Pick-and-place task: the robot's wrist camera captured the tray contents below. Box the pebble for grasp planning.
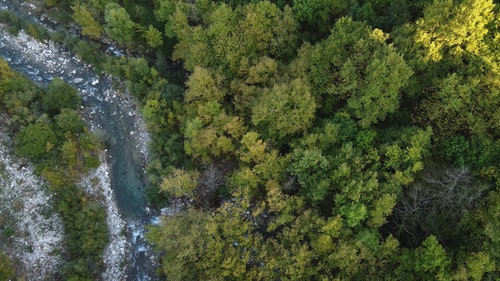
[71,77,83,83]
[1,22,153,280]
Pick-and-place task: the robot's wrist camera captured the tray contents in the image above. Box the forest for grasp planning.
[1,0,499,280]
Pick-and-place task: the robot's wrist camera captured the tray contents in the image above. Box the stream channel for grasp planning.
[0,1,159,280]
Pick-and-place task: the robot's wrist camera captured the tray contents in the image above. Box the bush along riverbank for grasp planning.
[0,58,109,280]
[0,4,179,209]
[0,11,156,277]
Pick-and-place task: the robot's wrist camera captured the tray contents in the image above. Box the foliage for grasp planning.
[142,1,499,279]
[143,25,163,48]
[296,17,413,127]
[16,120,58,161]
[412,0,495,63]
[104,3,136,45]
[167,0,299,74]
[44,77,81,116]
[0,250,13,281]
[72,4,104,39]
[0,70,40,126]
[8,0,500,279]
[147,209,210,280]
[0,10,50,40]
[251,78,316,140]
[55,108,86,134]
[292,0,347,41]
[160,168,200,198]
[1,59,107,280]
[396,236,451,281]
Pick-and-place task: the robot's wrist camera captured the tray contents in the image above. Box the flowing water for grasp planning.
[0,2,159,279]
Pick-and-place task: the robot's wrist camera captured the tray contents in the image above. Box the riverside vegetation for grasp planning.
[1,0,500,280]
[0,59,108,280]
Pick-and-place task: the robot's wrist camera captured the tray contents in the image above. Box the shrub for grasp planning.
[43,77,81,116]
[16,121,57,161]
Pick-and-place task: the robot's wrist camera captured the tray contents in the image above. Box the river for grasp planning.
[0,2,159,280]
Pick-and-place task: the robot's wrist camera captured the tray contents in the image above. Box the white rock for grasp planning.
[0,117,64,280]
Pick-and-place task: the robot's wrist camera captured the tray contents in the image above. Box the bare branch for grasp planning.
[392,166,486,243]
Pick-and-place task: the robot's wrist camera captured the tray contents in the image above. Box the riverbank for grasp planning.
[0,21,154,279]
[0,115,64,280]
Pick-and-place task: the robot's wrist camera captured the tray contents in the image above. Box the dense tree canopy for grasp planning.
[145,1,498,279]
[7,0,500,279]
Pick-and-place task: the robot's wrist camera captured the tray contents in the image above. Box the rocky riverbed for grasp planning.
[0,115,64,280]
[0,20,155,280]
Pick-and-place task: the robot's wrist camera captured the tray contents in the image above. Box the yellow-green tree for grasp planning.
[251,78,316,140]
[143,25,163,48]
[413,0,495,63]
[72,4,104,39]
[160,168,200,198]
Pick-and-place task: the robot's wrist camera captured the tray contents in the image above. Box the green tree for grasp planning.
[289,148,330,203]
[0,75,39,126]
[414,73,499,140]
[182,66,246,160]
[60,138,79,169]
[104,3,136,45]
[121,57,157,96]
[184,66,225,106]
[55,108,86,134]
[381,126,432,186]
[292,0,348,40]
[483,197,500,272]
[147,209,211,280]
[78,202,109,260]
[296,17,412,127]
[44,77,81,116]
[239,1,298,59]
[16,121,57,161]
[170,1,298,74]
[184,109,245,161]
[230,132,288,199]
[462,252,495,281]
[396,236,451,280]
[55,185,109,280]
